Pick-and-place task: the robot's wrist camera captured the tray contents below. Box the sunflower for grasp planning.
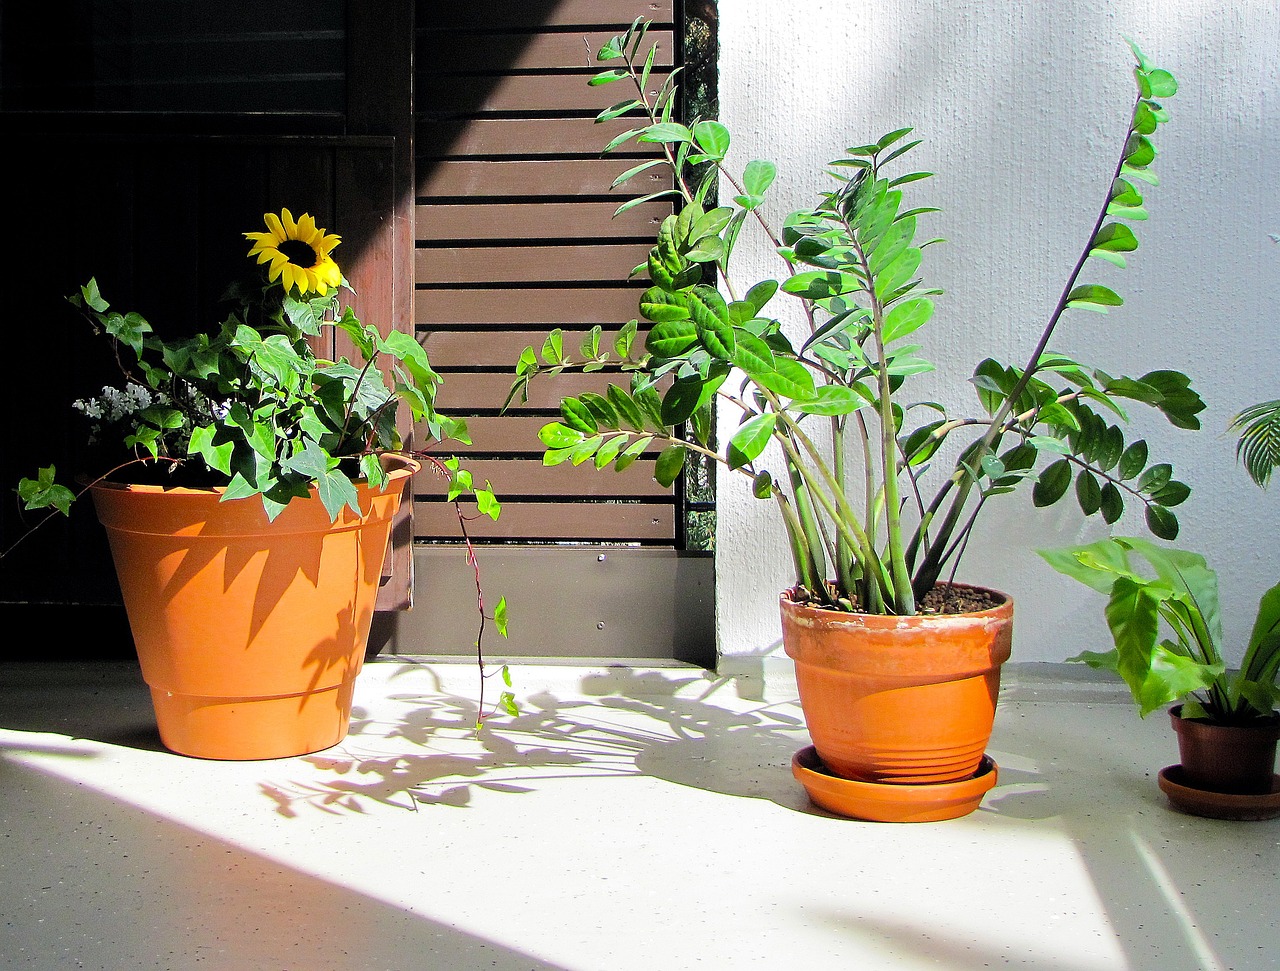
[244,208,343,296]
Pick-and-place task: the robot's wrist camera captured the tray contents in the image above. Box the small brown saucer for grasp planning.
[791,746,997,822]
[1157,765,1280,821]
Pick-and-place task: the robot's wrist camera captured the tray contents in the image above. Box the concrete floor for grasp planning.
[1,658,1277,971]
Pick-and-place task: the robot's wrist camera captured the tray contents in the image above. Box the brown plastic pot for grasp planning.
[1169,704,1280,795]
[89,456,417,760]
[780,583,1014,786]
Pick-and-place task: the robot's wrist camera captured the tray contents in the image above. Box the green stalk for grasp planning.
[915,95,1144,594]
[788,457,830,590]
[772,407,890,611]
[774,489,823,597]
[857,251,914,614]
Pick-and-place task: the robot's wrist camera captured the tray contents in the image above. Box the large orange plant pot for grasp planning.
[780,583,1014,787]
[89,456,417,760]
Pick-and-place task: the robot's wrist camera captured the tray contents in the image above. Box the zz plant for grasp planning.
[508,20,1205,615]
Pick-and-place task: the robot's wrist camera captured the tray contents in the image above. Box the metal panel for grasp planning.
[373,547,714,666]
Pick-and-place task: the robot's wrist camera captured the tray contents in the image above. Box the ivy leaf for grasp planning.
[16,467,75,516]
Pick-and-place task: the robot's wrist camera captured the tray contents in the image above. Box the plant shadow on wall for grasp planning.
[498,20,1205,820]
[258,667,820,817]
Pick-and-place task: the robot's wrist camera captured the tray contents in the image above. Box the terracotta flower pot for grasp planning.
[780,583,1014,786]
[1169,704,1280,795]
[89,456,417,760]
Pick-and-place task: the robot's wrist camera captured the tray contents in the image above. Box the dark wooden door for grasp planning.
[402,1,713,663]
[0,2,416,655]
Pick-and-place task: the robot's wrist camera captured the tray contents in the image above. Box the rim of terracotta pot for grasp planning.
[1169,703,1280,732]
[779,581,1015,679]
[88,454,419,535]
[87,452,419,497]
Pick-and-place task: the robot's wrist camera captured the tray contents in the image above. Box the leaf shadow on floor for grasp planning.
[259,665,822,818]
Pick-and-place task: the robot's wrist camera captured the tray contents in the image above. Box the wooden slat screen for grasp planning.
[415,1,679,545]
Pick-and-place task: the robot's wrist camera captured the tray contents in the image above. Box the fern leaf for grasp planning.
[1230,399,1280,488]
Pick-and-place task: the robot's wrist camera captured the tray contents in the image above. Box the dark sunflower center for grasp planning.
[278,239,318,268]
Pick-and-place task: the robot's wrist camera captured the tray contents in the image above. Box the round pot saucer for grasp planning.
[1157,765,1280,821]
[791,746,997,822]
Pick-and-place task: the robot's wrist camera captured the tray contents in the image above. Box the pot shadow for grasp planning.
[0,661,166,752]
[259,666,820,818]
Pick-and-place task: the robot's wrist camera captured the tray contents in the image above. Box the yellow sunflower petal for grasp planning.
[281,208,298,238]
[263,211,286,241]
[296,212,318,243]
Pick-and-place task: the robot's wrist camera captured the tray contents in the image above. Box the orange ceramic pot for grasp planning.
[780,583,1014,785]
[90,456,417,760]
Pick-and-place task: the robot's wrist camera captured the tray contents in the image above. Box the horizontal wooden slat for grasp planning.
[414,457,667,497]
[435,369,623,411]
[420,117,653,157]
[416,287,642,326]
[416,415,663,455]
[417,243,651,284]
[424,328,635,368]
[414,499,675,541]
[418,158,663,198]
[423,2,674,31]
[420,71,672,116]
[421,31,674,72]
[417,201,668,241]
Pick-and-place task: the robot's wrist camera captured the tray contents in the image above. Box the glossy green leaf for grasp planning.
[1118,440,1148,480]
[1152,480,1190,507]
[654,444,687,487]
[1136,462,1171,494]
[782,270,863,300]
[614,434,653,472]
[873,248,922,303]
[881,297,933,343]
[645,318,698,357]
[1145,503,1179,540]
[742,159,777,197]
[727,413,777,469]
[1033,458,1072,506]
[638,122,692,144]
[793,385,866,416]
[1076,469,1102,515]
[1066,285,1124,312]
[560,397,597,434]
[1100,482,1125,524]
[538,424,586,457]
[692,120,730,158]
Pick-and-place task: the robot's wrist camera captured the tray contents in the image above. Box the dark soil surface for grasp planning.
[790,582,1004,615]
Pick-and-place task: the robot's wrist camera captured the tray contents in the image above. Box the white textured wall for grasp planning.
[715,0,1280,668]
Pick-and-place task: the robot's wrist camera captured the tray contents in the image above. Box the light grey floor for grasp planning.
[2,659,1277,971]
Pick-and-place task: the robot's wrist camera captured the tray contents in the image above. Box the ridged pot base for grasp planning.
[792,746,998,822]
[149,679,359,761]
